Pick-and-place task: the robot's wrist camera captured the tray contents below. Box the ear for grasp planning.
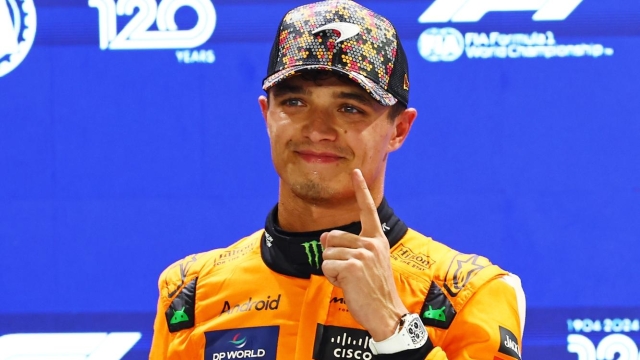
[388,107,417,152]
[258,95,269,123]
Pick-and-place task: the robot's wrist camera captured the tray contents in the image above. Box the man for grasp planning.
[150,1,526,359]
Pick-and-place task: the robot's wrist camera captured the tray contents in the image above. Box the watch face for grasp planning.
[406,317,427,345]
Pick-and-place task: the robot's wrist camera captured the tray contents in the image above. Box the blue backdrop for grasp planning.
[1,0,639,358]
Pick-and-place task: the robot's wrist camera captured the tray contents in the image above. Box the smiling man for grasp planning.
[150,1,525,359]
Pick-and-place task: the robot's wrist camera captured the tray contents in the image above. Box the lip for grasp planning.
[295,150,344,164]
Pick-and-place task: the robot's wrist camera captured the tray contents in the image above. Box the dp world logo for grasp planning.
[418,27,464,62]
[0,0,36,77]
[229,334,247,348]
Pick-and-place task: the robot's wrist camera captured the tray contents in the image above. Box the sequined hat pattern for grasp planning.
[263,0,409,106]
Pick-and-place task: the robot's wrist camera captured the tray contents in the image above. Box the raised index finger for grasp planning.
[351,169,383,238]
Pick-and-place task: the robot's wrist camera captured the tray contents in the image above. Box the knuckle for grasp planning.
[353,248,368,261]
[346,258,363,272]
[321,261,335,274]
[361,238,376,251]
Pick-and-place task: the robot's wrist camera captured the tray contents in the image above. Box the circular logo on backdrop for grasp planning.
[0,0,37,77]
[417,27,464,62]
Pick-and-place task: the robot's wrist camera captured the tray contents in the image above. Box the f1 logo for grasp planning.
[418,0,584,23]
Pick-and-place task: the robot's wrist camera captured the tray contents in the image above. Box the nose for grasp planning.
[301,111,338,142]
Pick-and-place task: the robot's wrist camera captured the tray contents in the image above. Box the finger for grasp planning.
[321,258,363,287]
[320,232,329,249]
[322,246,369,262]
[323,230,363,249]
[321,260,341,287]
[322,258,363,276]
[352,168,382,238]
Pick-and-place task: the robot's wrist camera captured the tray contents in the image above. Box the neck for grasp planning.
[260,193,408,278]
[276,178,385,232]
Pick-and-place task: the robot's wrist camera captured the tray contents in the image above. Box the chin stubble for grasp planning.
[291,179,337,203]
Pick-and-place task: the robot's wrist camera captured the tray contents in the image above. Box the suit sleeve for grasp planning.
[431,274,526,360]
[149,272,170,360]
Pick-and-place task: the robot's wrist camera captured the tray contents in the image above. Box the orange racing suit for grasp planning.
[150,200,525,360]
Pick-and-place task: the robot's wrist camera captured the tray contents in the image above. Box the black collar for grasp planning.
[261,198,408,278]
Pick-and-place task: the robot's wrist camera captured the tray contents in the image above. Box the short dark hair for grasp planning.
[268,70,406,122]
[387,102,407,122]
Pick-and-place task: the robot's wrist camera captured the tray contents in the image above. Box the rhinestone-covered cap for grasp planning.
[263,0,410,106]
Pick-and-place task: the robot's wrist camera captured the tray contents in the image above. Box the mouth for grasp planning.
[295,150,345,164]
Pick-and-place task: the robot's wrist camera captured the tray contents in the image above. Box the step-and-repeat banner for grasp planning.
[1,0,639,358]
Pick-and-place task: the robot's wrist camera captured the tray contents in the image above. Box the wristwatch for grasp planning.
[368,313,429,355]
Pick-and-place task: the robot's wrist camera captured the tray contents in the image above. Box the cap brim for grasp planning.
[262,65,398,106]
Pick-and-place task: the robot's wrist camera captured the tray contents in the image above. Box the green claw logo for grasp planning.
[422,305,446,322]
[302,240,323,268]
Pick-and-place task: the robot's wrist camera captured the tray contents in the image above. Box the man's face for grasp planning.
[258,74,414,204]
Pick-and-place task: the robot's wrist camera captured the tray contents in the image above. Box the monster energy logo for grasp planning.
[302,240,323,268]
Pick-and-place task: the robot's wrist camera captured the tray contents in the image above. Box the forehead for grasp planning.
[270,73,372,99]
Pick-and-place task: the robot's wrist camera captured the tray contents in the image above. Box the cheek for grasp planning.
[346,136,376,164]
[266,111,285,142]
[266,114,296,157]
[367,124,391,150]
[357,127,392,165]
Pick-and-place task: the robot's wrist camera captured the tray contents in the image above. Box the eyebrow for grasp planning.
[270,84,374,107]
[336,91,373,107]
[271,84,310,98]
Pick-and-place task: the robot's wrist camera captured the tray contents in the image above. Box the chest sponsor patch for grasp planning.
[215,242,255,266]
[165,277,197,332]
[329,296,349,313]
[419,281,456,329]
[220,294,282,315]
[498,326,522,360]
[390,244,434,271]
[204,326,279,360]
[313,324,373,360]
